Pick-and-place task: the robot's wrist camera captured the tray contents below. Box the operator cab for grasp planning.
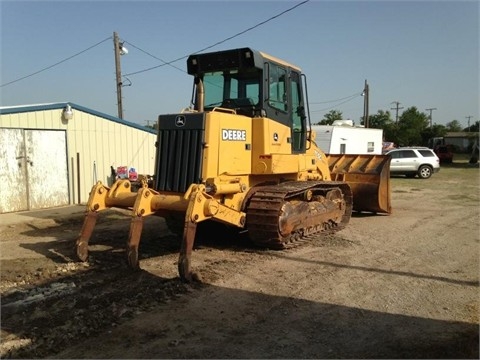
[187,47,309,153]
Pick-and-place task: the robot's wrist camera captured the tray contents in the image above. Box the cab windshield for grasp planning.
[202,70,261,109]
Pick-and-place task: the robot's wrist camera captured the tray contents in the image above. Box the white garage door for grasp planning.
[0,128,69,213]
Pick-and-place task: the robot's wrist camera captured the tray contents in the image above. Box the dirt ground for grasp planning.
[1,164,479,359]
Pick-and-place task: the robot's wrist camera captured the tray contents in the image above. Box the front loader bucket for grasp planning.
[327,154,392,214]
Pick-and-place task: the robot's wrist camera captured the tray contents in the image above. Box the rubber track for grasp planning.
[245,181,353,249]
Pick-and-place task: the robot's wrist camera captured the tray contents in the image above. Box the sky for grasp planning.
[1,0,478,128]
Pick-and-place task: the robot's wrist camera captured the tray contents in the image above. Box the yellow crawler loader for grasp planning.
[76,47,391,281]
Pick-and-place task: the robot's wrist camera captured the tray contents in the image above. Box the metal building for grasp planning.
[0,102,157,213]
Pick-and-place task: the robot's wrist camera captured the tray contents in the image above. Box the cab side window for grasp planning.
[290,71,305,152]
[268,65,287,112]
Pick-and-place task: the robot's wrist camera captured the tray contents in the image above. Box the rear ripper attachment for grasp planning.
[75,179,353,282]
[76,179,139,264]
[75,179,246,282]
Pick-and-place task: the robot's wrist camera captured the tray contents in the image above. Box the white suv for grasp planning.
[386,147,440,179]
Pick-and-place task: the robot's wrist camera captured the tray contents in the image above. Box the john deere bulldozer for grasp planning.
[76,47,391,281]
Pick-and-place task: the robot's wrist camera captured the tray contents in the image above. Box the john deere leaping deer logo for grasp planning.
[175,115,186,127]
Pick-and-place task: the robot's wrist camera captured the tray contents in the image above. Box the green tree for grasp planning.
[363,110,393,129]
[360,105,478,148]
[464,120,480,132]
[445,120,463,132]
[397,107,429,146]
[420,124,448,146]
[383,122,400,143]
[317,110,343,125]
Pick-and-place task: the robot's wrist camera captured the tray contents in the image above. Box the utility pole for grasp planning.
[390,101,403,124]
[113,31,128,119]
[113,32,123,119]
[362,79,369,128]
[466,115,473,131]
[425,108,437,128]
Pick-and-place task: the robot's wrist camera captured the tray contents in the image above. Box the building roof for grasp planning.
[445,131,479,138]
[0,102,156,134]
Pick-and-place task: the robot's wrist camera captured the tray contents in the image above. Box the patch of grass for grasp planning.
[390,161,479,200]
[444,153,480,168]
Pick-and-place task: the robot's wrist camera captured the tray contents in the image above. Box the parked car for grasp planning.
[385,147,440,179]
[434,145,454,164]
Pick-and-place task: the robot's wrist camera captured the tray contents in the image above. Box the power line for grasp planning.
[0,37,112,88]
[123,42,185,73]
[310,93,362,113]
[124,0,310,77]
[391,101,404,124]
[1,1,310,86]
[309,91,360,105]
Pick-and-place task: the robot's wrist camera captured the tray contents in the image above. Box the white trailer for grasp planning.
[311,123,383,155]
